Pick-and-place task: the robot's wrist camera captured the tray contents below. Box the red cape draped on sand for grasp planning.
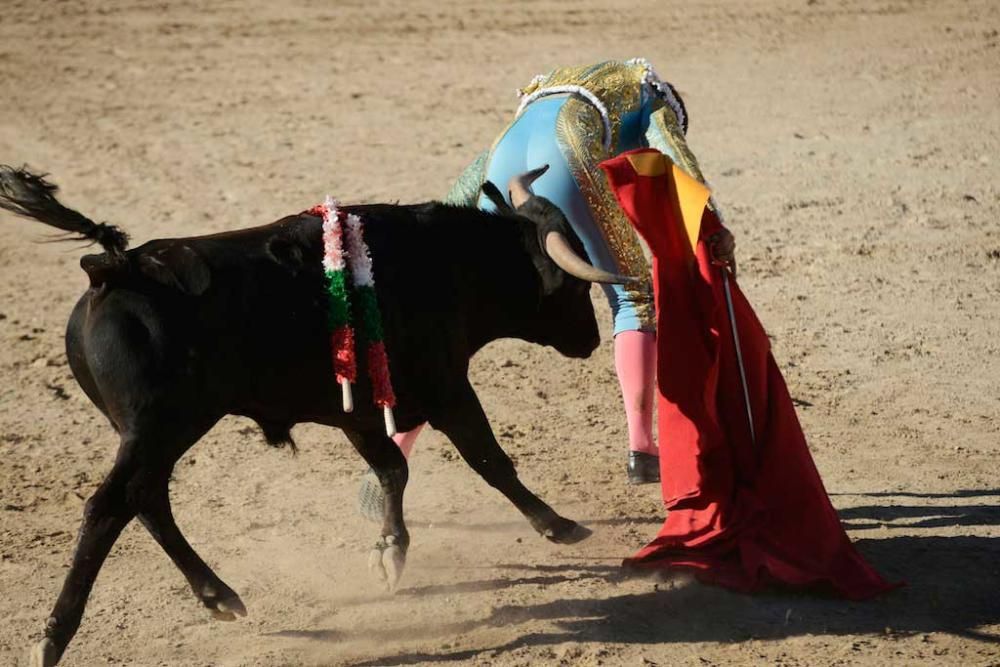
[599,149,897,600]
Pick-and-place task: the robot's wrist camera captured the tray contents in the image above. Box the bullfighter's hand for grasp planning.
[709,228,737,277]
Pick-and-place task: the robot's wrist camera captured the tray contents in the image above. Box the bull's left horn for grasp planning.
[545,231,636,285]
[508,165,550,208]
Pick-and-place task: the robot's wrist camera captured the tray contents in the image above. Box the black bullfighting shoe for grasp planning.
[627,451,660,485]
[357,468,385,523]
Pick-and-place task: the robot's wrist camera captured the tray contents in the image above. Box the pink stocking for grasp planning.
[614,330,657,455]
[392,423,424,460]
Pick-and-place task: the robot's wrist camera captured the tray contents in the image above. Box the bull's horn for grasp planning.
[545,231,636,285]
[508,165,550,208]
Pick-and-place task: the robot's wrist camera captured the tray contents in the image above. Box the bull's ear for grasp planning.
[137,245,211,295]
[481,181,514,214]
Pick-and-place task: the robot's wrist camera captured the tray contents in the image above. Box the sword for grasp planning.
[720,266,756,447]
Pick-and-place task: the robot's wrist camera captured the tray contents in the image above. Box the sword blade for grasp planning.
[721,269,756,446]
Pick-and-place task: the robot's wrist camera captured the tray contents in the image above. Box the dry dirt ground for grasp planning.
[1,1,999,665]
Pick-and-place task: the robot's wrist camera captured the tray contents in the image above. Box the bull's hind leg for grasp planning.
[430,379,591,544]
[31,435,152,667]
[126,412,243,618]
[343,427,409,591]
[137,474,246,621]
[31,416,221,667]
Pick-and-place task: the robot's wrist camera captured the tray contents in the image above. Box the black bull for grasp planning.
[0,166,628,667]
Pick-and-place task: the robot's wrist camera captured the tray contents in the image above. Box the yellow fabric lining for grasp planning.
[672,162,711,254]
[624,151,710,254]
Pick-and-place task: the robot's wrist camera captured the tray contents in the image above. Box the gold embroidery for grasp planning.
[648,108,725,218]
[649,108,705,182]
[555,97,654,329]
[520,61,649,152]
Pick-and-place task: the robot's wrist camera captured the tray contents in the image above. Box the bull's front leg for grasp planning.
[430,379,591,544]
[342,427,409,591]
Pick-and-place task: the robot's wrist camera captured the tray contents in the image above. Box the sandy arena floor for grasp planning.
[1,1,998,665]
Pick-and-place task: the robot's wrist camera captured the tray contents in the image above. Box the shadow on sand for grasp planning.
[270,491,1000,665]
[834,490,1000,531]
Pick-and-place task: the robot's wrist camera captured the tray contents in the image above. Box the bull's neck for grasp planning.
[455,217,541,352]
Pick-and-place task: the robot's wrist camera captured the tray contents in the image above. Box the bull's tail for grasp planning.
[0,165,129,256]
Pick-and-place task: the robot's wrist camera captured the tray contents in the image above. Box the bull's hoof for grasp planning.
[209,596,247,622]
[382,544,406,591]
[368,536,407,592]
[29,638,60,667]
[542,518,592,545]
[367,544,387,585]
[201,583,247,621]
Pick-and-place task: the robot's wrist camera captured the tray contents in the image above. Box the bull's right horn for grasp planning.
[545,231,636,285]
[508,165,550,208]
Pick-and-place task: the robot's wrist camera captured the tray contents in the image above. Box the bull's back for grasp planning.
[65,208,473,431]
